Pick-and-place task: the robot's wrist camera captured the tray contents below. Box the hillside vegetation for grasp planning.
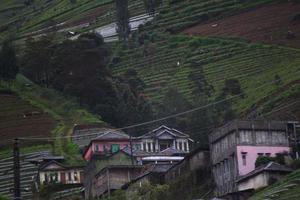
[0,75,103,155]
[250,168,300,200]
[111,35,300,113]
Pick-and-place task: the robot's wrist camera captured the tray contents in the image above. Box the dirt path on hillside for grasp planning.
[183,2,300,48]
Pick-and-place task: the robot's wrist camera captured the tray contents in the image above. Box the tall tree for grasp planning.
[0,40,18,81]
[143,0,162,16]
[115,0,131,41]
[22,36,54,87]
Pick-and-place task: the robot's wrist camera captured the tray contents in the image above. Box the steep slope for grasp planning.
[183,2,300,48]
[111,35,300,113]
[0,91,56,147]
[0,75,103,154]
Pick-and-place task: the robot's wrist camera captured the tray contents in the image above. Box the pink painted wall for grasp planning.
[236,145,290,176]
[84,140,140,161]
[91,141,131,152]
[84,146,93,161]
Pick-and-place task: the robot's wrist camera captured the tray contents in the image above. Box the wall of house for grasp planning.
[165,151,209,183]
[94,167,143,198]
[236,146,290,176]
[39,169,83,185]
[189,151,210,171]
[84,146,93,161]
[238,172,268,191]
[140,138,190,152]
[237,172,288,192]
[84,152,136,200]
[92,141,130,152]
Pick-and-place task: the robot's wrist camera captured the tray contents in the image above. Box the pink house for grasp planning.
[83,130,140,161]
[209,120,295,197]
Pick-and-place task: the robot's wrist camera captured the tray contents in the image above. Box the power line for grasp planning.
[260,100,300,118]
[17,70,300,141]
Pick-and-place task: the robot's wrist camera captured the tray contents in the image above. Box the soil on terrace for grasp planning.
[183,2,300,49]
[0,92,56,147]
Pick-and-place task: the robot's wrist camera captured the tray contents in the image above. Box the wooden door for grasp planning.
[60,172,66,184]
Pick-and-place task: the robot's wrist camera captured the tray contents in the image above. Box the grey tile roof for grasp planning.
[237,162,293,182]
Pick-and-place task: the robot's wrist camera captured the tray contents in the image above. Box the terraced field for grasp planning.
[111,35,300,114]
[0,151,51,200]
[0,75,103,155]
[183,2,300,48]
[0,92,56,148]
[0,0,147,40]
[250,168,300,200]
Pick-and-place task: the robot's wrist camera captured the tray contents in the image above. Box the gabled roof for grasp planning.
[237,162,292,182]
[39,160,67,171]
[94,130,130,140]
[139,125,192,141]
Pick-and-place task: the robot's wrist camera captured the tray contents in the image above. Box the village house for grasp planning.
[93,165,144,198]
[38,160,84,185]
[83,125,194,199]
[236,162,292,198]
[138,125,194,152]
[209,120,295,198]
[84,150,138,199]
[82,130,140,161]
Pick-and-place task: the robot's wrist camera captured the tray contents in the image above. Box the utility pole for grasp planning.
[129,135,134,165]
[293,123,299,159]
[13,138,21,200]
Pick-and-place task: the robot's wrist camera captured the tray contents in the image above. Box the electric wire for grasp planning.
[16,70,300,141]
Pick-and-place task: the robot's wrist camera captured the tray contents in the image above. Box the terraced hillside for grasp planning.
[183,2,300,48]
[0,91,56,147]
[249,168,300,200]
[111,35,300,113]
[0,0,146,39]
[1,0,280,41]
[0,75,103,154]
[0,151,51,200]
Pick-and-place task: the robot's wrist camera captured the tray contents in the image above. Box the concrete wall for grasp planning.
[84,152,135,199]
[237,172,287,191]
[165,150,210,183]
[236,146,290,176]
[94,167,143,198]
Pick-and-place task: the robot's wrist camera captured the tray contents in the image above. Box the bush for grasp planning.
[66,142,80,155]
[0,195,9,200]
[291,159,300,169]
[255,156,274,168]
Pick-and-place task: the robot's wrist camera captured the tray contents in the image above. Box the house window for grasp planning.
[143,143,146,151]
[147,143,151,152]
[111,144,120,153]
[74,172,78,181]
[95,144,99,152]
[179,142,182,150]
[68,172,72,181]
[242,152,247,166]
[257,153,263,157]
[135,144,141,150]
[103,145,107,153]
[265,153,271,157]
